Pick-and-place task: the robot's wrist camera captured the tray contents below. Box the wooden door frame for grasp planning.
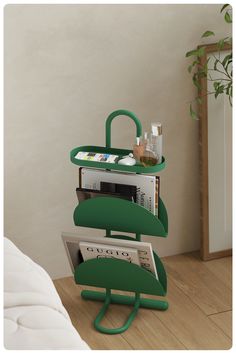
[198,43,232,261]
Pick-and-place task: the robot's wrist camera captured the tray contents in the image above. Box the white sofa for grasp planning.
[4,237,90,350]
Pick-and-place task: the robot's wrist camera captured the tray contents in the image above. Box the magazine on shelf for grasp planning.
[75,151,119,163]
[62,232,158,279]
[79,241,140,265]
[79,168,159,214]
[76,187,133,202]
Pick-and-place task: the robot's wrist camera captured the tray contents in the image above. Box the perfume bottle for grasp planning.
[151,123,162,164]
[133,137,145,162]
[140,137,158,167]
[143,132,148,148]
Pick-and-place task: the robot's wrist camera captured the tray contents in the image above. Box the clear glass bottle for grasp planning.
[151,123,162,164]
[140,137,158,167]
[133,137,145,162]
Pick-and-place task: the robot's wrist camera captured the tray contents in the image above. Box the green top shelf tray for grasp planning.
[71,109,165,174]
[70,145,165,174]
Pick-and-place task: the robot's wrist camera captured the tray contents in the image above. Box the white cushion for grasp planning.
[4,237,90,350]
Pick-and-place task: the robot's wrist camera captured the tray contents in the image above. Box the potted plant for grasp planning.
[186,4,232,119]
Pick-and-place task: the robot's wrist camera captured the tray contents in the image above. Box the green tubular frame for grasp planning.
[105,109,142,148]
[81,290,168,310]
[93,290,141,334]
[71,110,169,334]
[82,290,167,334]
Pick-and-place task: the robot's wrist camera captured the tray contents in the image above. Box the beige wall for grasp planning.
[4,4,230,278]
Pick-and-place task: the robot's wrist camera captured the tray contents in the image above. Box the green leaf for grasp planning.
[214,84,225,98]
[186,47,205,58]
[218,39,225,50]
[192,60,200,67]
[214,59,219,71]
[196,97,202,105]
[190,104,198,119]
[203,57,210,74]
[213,81,220,91]
[186,49,199,57]
[201,31,215,38]
[221,4,230,13]
[224,11,232,23]
[198,70,207,79]
[188,60,202,73]
[192,74,201,90]
[197,46,206,57]
[193,80,201,90]
[222,53,232,68]
[226,58,232,71]
[226,82,232,95]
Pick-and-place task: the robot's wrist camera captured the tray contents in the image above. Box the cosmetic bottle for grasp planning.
[143,132,148,148]
[151,123,162,164]
[140,137,158,167]
[133,137,145,162]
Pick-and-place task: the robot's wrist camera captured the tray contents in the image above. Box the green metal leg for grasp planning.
[90,289,140,334]
[105,229,111,237]
[81,289,168,334]
[135,233,141,241]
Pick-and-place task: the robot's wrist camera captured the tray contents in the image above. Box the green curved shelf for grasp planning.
[74,251,167,296]
[70,145,166,174]
[73,197,168,237]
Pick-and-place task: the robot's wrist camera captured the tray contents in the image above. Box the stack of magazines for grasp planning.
[62,233,158,280]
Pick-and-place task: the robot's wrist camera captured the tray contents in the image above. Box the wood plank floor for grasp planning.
[53,252,232,350]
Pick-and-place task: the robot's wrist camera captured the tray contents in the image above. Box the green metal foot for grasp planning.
[81,289,168,334]
[81,289,168,311]
[89,289,140,334]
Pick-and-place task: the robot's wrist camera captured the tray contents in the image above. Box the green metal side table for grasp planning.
[70,109,168,334]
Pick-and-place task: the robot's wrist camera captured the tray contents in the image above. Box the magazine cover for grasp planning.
[62,232,158,279]
[79,241,140,265]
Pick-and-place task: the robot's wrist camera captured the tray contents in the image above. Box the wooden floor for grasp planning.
[54,252,232,350]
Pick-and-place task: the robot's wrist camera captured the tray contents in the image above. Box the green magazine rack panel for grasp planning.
[74,251,167,296]
[73,196,168,237]
[70,109,166,174]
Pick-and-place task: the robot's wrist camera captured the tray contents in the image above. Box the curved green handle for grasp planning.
[94,289,140,334]
[105,109,142,148]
